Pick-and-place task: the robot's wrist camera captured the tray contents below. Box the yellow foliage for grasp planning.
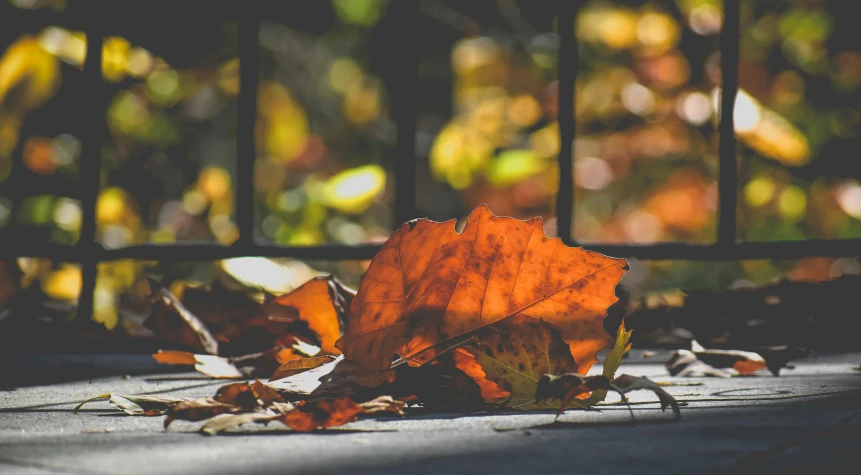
[197,167,231,201]
[42,264,81,301]
[216,58,240,96]
[322,165,386,214]
[430,123,492,189]
[102,37,130,82]
[328,57,363,94]
[343,84,381,125]
[0,36,60,114]
[486,150,546,188]
[258,82,309,162]
[97,187,128,225]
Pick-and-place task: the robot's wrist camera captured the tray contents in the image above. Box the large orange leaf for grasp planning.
[337,205,628,372]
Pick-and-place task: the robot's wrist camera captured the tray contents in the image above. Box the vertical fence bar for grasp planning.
[392,0,420,227]
[76,20,104,321]
[236,4,261,248]
[556,0,577,246]
[718,0,740,245]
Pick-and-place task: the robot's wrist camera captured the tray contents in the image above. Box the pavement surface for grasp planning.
[1,351,860,475]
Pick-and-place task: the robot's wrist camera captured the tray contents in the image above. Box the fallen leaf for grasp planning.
[309,357,397,399]
[266,354,396,402]
[164,398,238,428]
[690,340,768,375]
[270,355,335,381]
[199,396,404,434]
[151,350,196,366]
[152,351,243,379]
[266,355,344,396]
[338,204,628,372]
[395,356,487,410]
[230,346,301,377]
[199,411,283,435]
[73,394,191,415]
[612,374,681,421]
[180,281,264,348]
[452,349,510,403]
[211,379,284,410]
[666,350,732,378]
[145,279,219,355]
[749,345,809,376]
[463,315,578,409]
[280,396,404,432]
[261,276,353,355]
[534,374,621,418]
[567,321,633,408]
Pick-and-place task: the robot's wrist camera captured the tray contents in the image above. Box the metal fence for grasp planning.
[4,1,860,322]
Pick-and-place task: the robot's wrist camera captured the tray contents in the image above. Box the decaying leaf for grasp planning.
[145,279,220,355]
[462,315,578,409]
[337,205,628,372]
[73,394,191,415]
[281,396,404,432]
[164,398,238,428]
[691,340,767,375]
[535,374,626,418]
[198,396,404,435]
[152,351,243,379]
[451,349,509,403]
[565,321,634,409]
[535,372,681,421]
[213,380,284,408]
[199,411,284,435]
[260,276,353,354]
[309,357,397,399]
[266,355,344,395]
[230,346,302,377]
[396,356,487,410]
[270,355,335,381]
[666,349,732,378]
[612,374,681,421]
[748,345,809,376]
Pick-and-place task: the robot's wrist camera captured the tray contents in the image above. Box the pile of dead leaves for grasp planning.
[76,205,682,433]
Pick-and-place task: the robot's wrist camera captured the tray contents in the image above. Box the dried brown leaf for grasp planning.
[257,276,354,354]
[666,350,732,378]
[280,396,404,432]
[73,394,191,415]
[145,279,219,355]
[164,398,237,428]
[270,355,335,381]
[152,351,243,379]
[690,340,768,375]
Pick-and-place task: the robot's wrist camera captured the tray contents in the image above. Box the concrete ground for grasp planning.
[1,351,860,475]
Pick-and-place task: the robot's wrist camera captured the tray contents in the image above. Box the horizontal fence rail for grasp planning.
[3,239,861,263]
[2,0,858,323]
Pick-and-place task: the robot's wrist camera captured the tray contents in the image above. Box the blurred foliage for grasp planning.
[0,0,859,331]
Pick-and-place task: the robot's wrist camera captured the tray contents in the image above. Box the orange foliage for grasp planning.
[337,204,628,372]
[452,349,510,402]
[263,276,351,354]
